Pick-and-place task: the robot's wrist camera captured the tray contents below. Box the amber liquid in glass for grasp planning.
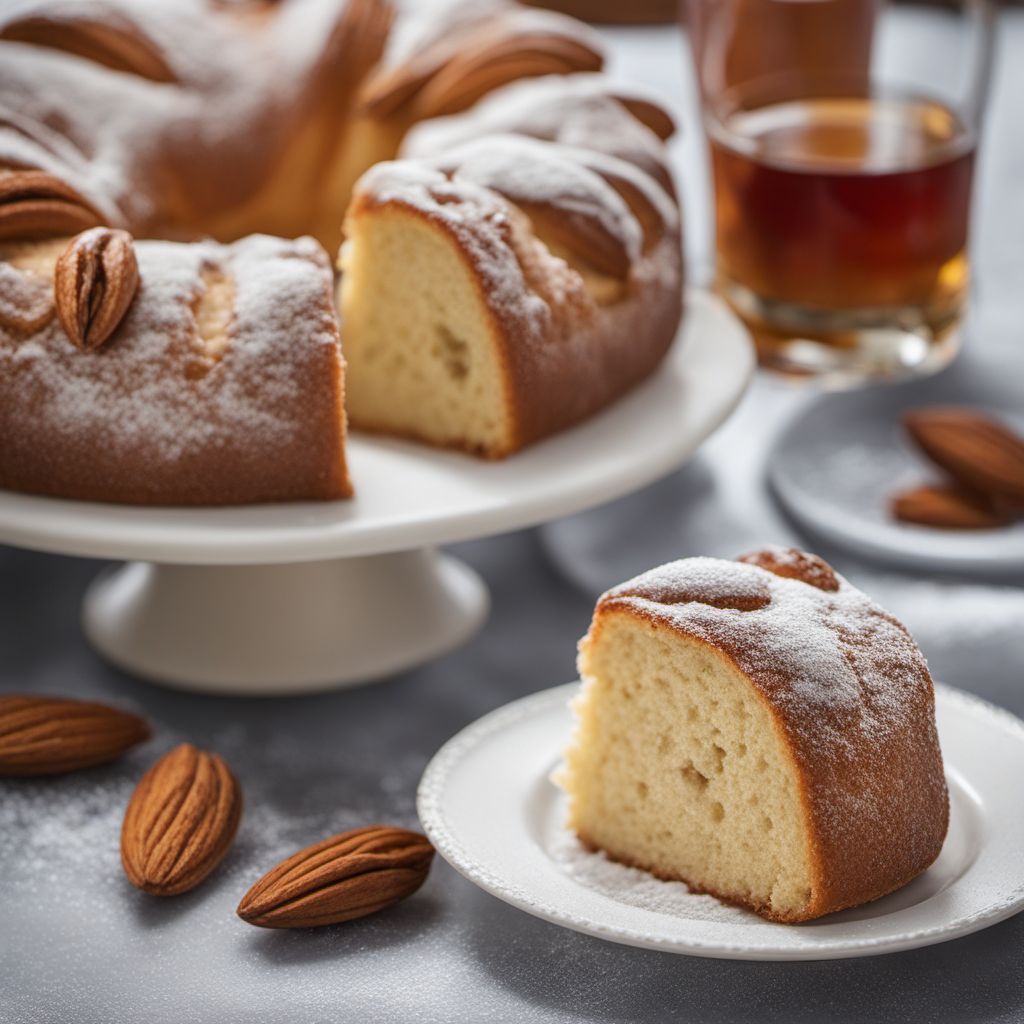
[710,93,975,370]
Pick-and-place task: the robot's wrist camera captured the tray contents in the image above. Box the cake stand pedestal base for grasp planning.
[81,550,488,695]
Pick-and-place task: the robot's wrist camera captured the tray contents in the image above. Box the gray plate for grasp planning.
[768,387,1024,576]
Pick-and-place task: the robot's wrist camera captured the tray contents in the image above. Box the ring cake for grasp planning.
[557,547,949,923]
[0,0,684,503]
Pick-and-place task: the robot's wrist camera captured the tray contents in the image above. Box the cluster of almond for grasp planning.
[0,694,435,927]
[891,407,1024,531]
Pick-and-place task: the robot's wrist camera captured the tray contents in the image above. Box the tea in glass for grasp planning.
[688,0,994,385]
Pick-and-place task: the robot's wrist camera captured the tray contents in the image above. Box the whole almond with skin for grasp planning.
[55,226,138,350]
[891,482,1011,530]
[0,170,103,240]
[121,743,242,896]
[237,825,434,928]
[0,694,150,776]
[904,408,1024,511]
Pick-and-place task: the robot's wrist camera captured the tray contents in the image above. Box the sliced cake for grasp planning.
[338,82,683,458]
[557,547,949,923]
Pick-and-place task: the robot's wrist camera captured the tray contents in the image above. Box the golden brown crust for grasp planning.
[522,0,676,27]
[583,548,949,923]
[509,245,681,453]
[403,73,676,197]
[737,547,840,592]
[358,3,604,120]
[0,234,352,505]
[0,8,178,83]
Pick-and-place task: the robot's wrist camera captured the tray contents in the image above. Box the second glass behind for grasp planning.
[687,0,995,386]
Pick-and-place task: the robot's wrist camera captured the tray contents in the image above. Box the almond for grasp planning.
[904,408,1024,511]
[237,825,434,928]
[0,694,150,776]
[121,743,242,896]
[0,170,103,240]
[737,548,840,592]
[54,226,138,350]
[891,482,1012,530]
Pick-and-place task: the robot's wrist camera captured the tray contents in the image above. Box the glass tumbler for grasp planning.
[686,0,996,385]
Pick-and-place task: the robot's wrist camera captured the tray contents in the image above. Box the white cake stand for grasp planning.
[0,291,753,694]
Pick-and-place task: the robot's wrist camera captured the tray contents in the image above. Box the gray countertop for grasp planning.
[2,14,1024,1024]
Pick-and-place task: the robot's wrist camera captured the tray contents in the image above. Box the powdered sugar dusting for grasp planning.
[607,552,925,730]
[0,0,370,231]
[615,556,771,609]
[549,828,747,924]
[436,135,643,263]
[374,0,604,83]
[403,72,670,187]
[0,233,339,470]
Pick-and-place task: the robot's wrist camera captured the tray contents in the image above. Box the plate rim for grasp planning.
[417,681,1024,961]
[767,393,1024,576]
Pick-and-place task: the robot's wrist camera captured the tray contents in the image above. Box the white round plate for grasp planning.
[0,290,752,565]
[769,390,1024,576]
[417,681,1024,961]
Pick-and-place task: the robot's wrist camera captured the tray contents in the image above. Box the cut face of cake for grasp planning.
[338,195,516,456]
[557,547,949,923]
[566,613,815,917]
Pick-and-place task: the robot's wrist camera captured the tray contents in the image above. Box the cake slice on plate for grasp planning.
[557,547,948,923]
